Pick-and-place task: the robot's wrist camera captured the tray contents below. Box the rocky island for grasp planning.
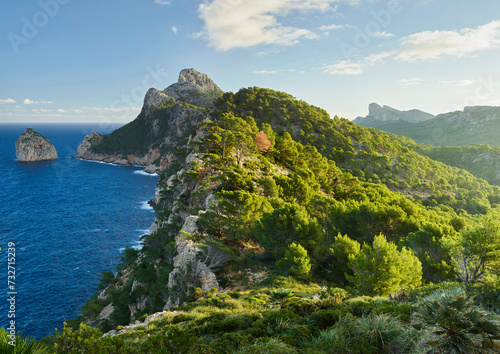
[15,128,58,162]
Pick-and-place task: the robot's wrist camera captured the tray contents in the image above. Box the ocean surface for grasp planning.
[0,124,159,339]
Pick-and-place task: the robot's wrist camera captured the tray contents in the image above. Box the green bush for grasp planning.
[0,328,49,353]
[309,309,342,329]
[412,288,500,353]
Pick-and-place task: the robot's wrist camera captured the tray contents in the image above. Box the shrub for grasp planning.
[306,328,350,353]
[270,288,294,300]
[309,309,342,329]
[235,338,297,354]
[0,328,50,353]
[412,288,500,353]
[353,313,405,352]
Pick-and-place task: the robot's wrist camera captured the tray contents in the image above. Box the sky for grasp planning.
[2,0,500,124]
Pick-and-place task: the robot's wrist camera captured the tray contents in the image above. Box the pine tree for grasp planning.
[347,234,422,295]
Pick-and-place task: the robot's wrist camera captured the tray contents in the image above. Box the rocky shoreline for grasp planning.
[73,130,165,174]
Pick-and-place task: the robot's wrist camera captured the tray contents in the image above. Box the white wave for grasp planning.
[140,201,154,210]
[133,170,158,176]
[131,240,143,250]
[136,229,150,235]
[78,158,121,167]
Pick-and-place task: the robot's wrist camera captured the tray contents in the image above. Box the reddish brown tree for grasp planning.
[254,131,272,152]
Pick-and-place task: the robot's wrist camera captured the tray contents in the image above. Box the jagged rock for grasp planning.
[97,304,114,321]
[355,103,435,124]
[15,128,58,162]
[164,229,219,310]
[143,88,174,110]
[435,106,500,124]
[163,68,223,108]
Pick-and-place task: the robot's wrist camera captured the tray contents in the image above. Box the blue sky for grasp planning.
[2,0,500,123]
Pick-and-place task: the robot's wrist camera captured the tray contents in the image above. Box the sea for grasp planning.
[0,123,159,339]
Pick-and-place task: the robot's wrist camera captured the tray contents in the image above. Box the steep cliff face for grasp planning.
[75,68,223,172]
[83,70,225,327]
[15,128,58,162]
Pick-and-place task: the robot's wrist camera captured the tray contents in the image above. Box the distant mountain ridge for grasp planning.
[354,103,435,124]
[354,103,500,146]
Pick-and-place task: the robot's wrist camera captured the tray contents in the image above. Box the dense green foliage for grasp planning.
[416,144,500,186]
[39,281,500,353]
[35,86,500,352]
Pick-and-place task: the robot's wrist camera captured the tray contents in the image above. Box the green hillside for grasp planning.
[38,87,500,353]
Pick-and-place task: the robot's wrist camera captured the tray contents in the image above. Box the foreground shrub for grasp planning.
[235,337,297,354]
[0,328,49,353]
[412,288,500,353]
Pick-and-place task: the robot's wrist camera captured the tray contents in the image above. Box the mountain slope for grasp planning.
[48,70,500,352]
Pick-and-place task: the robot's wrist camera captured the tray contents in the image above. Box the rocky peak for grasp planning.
[15,128,58,162]
[435,105,500,124]
[178,68,222,93]
[355,103,435,124]
[162,68,223,108]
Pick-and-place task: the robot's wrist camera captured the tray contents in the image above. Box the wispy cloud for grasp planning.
[438,79,476,87]
[372,31,393,38]
[395,20,500,62]
[323,20,500,75]
[171,25,178,35]
[0,98,16,104]
[399,78,423,86]
[154,0,172,4]
[23,99,54,105]
[323,60,363,75]
[198,0,339,50]
[253,68,297,75]
[254,70,278,75]
[319,24,345,31]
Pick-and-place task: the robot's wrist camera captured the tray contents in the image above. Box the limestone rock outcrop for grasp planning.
[355,103,435,124]
[74,69,221,173]
[15,128,58,162]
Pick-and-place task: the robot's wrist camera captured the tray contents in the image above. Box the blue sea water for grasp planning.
[0,124,159,339]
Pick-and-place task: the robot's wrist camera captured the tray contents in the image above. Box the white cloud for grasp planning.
[57,109,66,113]
[254,70,278,74]
[198,0,339,50]
[395,20,500,62]
[365,51,395,64]
[23,99,54,104]
[171,25,178,35]
[438,79,476,87]
[74,109,84,114]
[154,0,172,4]
[322,60,363,75]
[0,98,16,104]
[319,24,345,31]
[372,31,393,38]
[399,77,423,86]
[323,20,500,76]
